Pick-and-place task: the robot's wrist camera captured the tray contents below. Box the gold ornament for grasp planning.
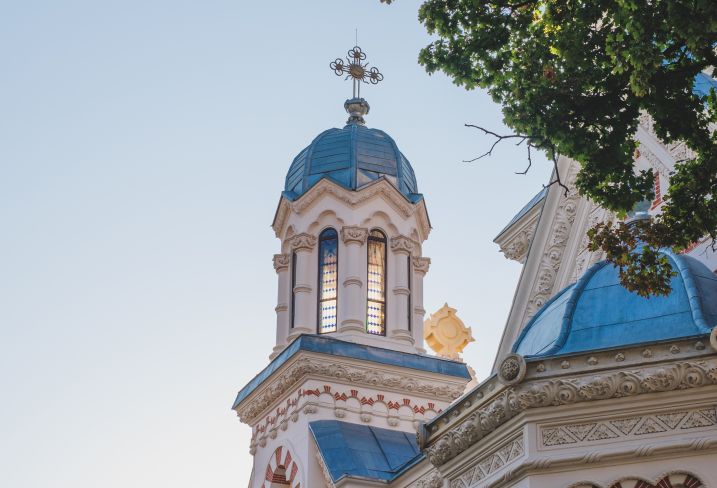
[424,303,474,360]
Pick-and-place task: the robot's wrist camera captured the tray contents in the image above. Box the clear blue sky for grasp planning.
[0,1,551,486]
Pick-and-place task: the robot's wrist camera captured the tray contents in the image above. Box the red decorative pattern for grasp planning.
[262,446,300,488]
[251,388,441,442]
[651,173,662,210]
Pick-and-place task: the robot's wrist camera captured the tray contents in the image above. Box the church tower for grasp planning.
[232,47,471,487]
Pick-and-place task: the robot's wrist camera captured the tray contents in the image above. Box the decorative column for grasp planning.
[412,256,431,353]
[286,233,317,342]
[339,226,368,334]
[270,253,291,359]
[389,235,416,344]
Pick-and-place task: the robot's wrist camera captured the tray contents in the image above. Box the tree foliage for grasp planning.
[385,0,717,296]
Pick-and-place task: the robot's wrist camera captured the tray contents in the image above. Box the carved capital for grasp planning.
[288,232,317,252]
[390,234,416,255]
[272,253,290,272]
[340,226,368,245]
[412,256,431,275]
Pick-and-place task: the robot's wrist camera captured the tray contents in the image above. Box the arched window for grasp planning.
[407,255,412,331]
[318,228,338,333]
[367,229,387,335]
[290,251,297,329]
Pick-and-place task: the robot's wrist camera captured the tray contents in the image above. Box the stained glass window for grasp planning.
[318,228,338,333]
[367,229,386,335]
[407,255,412,331]
[290,251,297,329]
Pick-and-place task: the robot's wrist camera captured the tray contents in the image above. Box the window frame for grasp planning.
[317,227,339,334]
[366,228,387,336]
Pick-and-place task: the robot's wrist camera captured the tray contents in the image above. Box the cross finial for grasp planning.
[330,46,384,100]
[330,46,384,125]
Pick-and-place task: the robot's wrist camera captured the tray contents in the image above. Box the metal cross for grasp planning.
[330,46,384,99]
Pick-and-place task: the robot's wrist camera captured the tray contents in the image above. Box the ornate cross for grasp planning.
[330,46,384,99]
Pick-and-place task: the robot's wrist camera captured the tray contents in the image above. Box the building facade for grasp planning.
[233,70,717,487]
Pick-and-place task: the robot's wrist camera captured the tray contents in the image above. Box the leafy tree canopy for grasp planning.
[383,0,717,296]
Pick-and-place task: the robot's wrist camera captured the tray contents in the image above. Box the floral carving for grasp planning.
[273,253,291,272]
[288,233,317,252]
[413,256,431,275]
[340,226,368,245]
[498,354,526,385]
[524,164,580,323]
[390,234,417,254]
[424,359,717,467]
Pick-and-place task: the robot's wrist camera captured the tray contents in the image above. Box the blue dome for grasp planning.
[283,123,420,202]
[513,251,717,358]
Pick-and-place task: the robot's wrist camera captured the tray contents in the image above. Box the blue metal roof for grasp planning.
[513,250,717,358]
[310,420,422,483]
[232,335,470,409]
[283,123,421,202]
[694,72,717,98]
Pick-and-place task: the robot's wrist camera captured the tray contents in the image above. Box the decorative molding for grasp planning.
[273,253,291,272]
[250,385,443,451]
[315,449,335,488]
[340,226,368,245]
[391,234,417,255]
[424,358,717,467]
[288,233,317,252]
[449,435,525,488]
[541,405,717,448]
[522,165,581,324]
[262,445,301,488]
[409,470,444,488]
[413,256,431,275]
[236,355,465,424]
[500,227,535,263]
[273,179,431,240]
[497,354,526,386]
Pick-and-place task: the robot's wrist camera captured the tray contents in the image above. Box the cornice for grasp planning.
[271,178,431,240]
[234,351,467,425]
[494,203,542,264]
[423,346,717,467]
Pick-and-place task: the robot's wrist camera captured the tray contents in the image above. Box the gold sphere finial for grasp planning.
[423,303,475,360]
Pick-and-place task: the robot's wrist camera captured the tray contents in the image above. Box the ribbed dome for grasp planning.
[513,251,717,358]
[283,123,420,202]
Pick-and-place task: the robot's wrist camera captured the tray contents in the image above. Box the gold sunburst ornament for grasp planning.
[330,46,384,99]
[424,304,475,360]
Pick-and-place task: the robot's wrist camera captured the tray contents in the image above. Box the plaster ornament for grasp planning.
[413,256,431,275]
[498,353,527,386]
[288,232,317,251]
[272,253,291,272]
[424,304,474,360]
[710,327,717,352]
[340,225,368,245]
[390,234,417,254]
